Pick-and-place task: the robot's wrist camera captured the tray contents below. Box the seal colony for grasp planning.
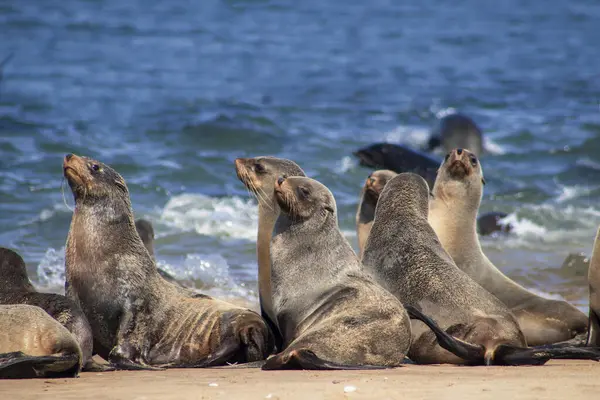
[1,150,599,379]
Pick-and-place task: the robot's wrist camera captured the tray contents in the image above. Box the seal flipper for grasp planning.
[406,305,600,366]
[405,305,486,363]
[0,351,80,379]
[260,304,283,353]
[82,358,115,372]
[261,349,392,371]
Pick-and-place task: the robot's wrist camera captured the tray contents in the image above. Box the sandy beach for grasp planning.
[1,360,598,400]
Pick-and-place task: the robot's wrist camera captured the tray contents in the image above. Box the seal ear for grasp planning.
[481,177,486,186]
[324,205,334,214]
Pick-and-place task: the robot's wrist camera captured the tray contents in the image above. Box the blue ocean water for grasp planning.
[0,0,599,308]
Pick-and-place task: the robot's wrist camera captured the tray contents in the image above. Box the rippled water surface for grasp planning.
[1,0,599,309]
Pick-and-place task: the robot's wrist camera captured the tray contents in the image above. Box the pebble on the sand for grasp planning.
[344,386,357,393]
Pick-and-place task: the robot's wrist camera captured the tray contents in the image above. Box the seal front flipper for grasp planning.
[107,347,164,371]
[588,309,600,347]
[491,344,600,366]
[260,303,283,353]
[0,352,81,379]
[261,349,392,371]
[82,358,115,372]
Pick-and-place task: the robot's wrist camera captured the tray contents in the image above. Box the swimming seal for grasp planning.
[63,153,273,369]
[353,143,439,188]
[263,176,412,370]
[427,113,484,156]
[361,172,600,365]
[235,156,306,351]
[0,304,82,379]
[587,227,600,346]
[0,247,110,372]
[135,219,155,257]
[476,211,512,236]
[429,148,588,346]
[355,169,397,257]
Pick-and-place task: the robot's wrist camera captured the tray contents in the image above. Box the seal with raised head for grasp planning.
[427,113,484,156]
[587,227,600,347]
[235,156,306,351]
[355,169,397,257]
[0,304,82,379]
[0,247,111,372]
[428,148,588,346]
[362,172,600,365]
[263,176,412,369]
[63,153,273,370]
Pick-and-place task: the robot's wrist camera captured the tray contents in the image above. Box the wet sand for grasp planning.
[1,360,598,400]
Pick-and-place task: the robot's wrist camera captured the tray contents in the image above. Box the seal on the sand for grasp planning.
[356,169,397,257]
[427,113,484,156]
[0,247,110,372]
[235,156,306,351]
[63,153,273,369]
[362,172,600,365]
[587,228,600,346]
[0,304,82,379]
[262,176,412,370]
[353,143,439,188]
[428,148,588,346]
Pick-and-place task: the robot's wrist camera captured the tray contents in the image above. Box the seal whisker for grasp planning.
[61,178,74,212]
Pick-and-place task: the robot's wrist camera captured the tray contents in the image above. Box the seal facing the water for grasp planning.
[362,172,600,365]
[0,247,110,372]
[428,113,484,156]
[428,148,588,346]
[235,156,306,350]
[263,176,412,369]
[0,304,82,378]
[63,153,273,369]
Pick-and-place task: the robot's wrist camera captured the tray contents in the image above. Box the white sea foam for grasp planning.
[335,155,357,174]
[381,125,431,149]
[159,193,258,241]
[35,247,66,293]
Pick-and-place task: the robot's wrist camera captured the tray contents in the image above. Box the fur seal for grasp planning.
[353,143,438,188]
[263,176,412,369]
[587,227,600,346]
[427,113,484,156]
[361,172,600,365]
[0,304,82,379]
[0,247,110,372]
[429,148,588,346]
[63,153,273,369]
[234,156,306,351]
[356,169,397,257]
[356,171,511,255]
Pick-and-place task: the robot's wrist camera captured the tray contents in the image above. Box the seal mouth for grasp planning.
[446,159,470,179]
[63,154,86,187]
[274,177,293,215]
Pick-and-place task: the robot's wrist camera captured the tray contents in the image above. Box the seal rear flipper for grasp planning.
[82,358,115,372]
[0,352,80,379]
[261,349,392,371]
[533,332,588,349]
[405,305,486,364]
[492,344,600,366]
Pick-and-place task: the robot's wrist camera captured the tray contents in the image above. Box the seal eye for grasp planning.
[470,156,478,166]
[254,163,266,174]
[90,164,102,172]
[298,186,310,199]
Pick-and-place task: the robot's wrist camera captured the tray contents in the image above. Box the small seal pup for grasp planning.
[263,176,412,369]
[428,148,588,346]
[0,304,82,379]
[587,227,600,346]
[235,156,306,351]
[0,247,111,372]
[362,172,600,365]
[356,169,397,257]
[63,153,273,369]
